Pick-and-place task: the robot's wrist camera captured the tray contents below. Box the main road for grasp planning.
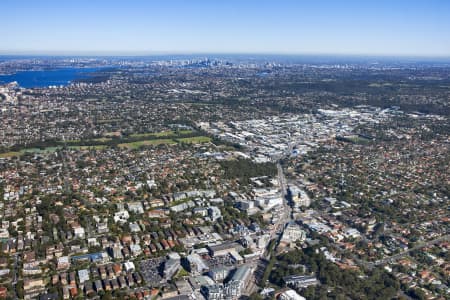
[259,157,294,286]
[272,162,291,236]
[263,160,292,259]
[371,234,450,267]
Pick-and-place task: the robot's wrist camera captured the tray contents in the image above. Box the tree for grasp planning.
[15,281,24,299]
[408,288,427,300]
[248,292,263,300]
[101,291,113,300]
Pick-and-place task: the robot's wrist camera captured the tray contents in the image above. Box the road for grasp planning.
[278,162,293,223]
[12,253,20,300]
[259,160,293,287]
[371,234,450,266]
[273,163,291,232]
[264,161,292,249]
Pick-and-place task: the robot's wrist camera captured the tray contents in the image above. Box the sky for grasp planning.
[1,0,450,57]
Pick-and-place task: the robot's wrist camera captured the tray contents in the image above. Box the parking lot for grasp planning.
[139,258,165,286]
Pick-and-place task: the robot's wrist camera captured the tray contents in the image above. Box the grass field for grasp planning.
[68,145,107,150]
[0,152,21,158]
[21,147,61,153]
[23,145,108,153]
[91,137,112,143]
[130,129,193,138]
[119,135,211,149]
[118,139,177,149]
[176,136,211,143]
[0,132,210,157]
[1,145,107,158]
[65,139,81,144]
[66,137,111,144]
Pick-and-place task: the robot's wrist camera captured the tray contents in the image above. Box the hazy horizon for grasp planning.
[1,52,450,62]
[2,0,450,57]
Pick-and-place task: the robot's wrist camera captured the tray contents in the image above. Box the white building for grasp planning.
[208,206,222,221]
[128,202,144,214]
[124,261,135,272]
[289,186,311,207]
[186,253,209,275]
[278,289,306,300]
[73,227,85,239]
[281,222,306,244]
[78,269,90,284]
[130,244,142,256]
[114,210,129,223]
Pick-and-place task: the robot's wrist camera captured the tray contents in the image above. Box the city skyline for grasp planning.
[2,0,450,57]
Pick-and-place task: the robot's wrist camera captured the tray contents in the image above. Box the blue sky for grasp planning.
[1,0,450,56]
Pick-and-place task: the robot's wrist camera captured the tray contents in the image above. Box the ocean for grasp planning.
[0,67,101,88]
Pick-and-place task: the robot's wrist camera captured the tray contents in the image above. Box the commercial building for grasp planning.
[278,289,306,300]
[186,253,209,275]
[281,222,306,244]
[283,275,318,289]
[208,242,240,257]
